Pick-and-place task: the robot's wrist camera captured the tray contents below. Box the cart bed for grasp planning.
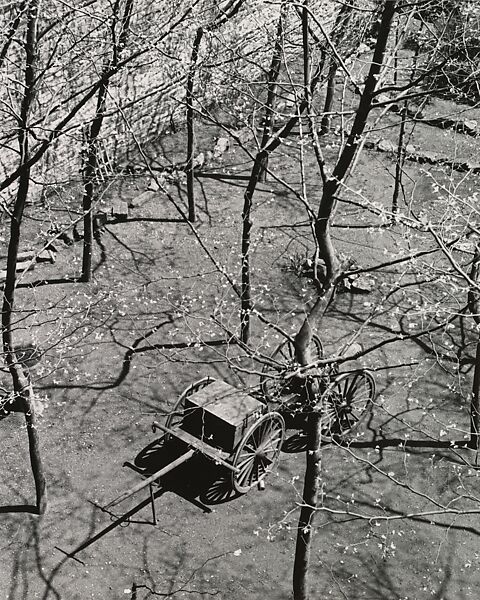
[182,379,264,453]
[165,424,231,461]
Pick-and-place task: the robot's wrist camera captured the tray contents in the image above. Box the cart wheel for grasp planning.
[317,370,375,440]
[165,377,215,437]
[232,412,285,494]
[260,334,324,401]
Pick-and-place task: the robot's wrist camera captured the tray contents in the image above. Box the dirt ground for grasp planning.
[1,93,480,600]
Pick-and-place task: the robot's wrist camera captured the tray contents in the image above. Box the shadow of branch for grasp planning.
[0,504,39,514]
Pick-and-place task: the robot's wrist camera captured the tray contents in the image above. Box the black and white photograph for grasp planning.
[1,1,479,598]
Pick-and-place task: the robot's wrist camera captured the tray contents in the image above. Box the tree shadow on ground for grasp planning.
[0,504,39,514]
[38,319,231,397]
[282,429,478,453]
[324,544,458,600]
[17,276,81,289]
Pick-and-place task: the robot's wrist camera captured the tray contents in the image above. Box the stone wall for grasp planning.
[0,0,347,204]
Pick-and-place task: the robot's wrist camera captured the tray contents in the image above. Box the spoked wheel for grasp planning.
[317,370,375,440]
[232,412,285,494]
[260,334,324,401]
[165,377,215,437]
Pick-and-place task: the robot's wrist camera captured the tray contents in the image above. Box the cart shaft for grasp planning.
[104,448,195,509]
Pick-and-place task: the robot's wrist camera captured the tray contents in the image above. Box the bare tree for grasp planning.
[468,245,480,450]
[256,2,287,182]
[2,0,46,514]
[292,3,398,598]
[81,0,134,282]
[319,1,354,135]
[185,0,245,222]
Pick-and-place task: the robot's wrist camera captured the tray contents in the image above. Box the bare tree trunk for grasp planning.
[392,15,421,220]
[297,0,397,362]
[293,411,321,600]
[292,235,335,600]
[392,102,407,218]
[468,245,480,451]
[81,87,106,282]
[20,371,47,513]
[240,153,266,343]
[258,4,285,182]
[240,36,327,343]
[319,2,353,135]
[240,99,324,343]
[320,63,337,134]
[81,0,133,281]
[2,0,47,515]
[292,7,329,596]
[292,285,335,600]
[292,4,397,597]
[471,341,480,451]
[0,2,26,68]
[185,1,245,221]
[185,26,204,222]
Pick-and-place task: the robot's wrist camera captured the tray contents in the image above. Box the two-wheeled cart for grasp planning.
[105,378,286,515]
[59,337,376,562]
[105,335,375,511]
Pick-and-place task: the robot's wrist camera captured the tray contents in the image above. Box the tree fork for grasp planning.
[240,58,325,343]
[327,0,397,187]
[292,4,398,597]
